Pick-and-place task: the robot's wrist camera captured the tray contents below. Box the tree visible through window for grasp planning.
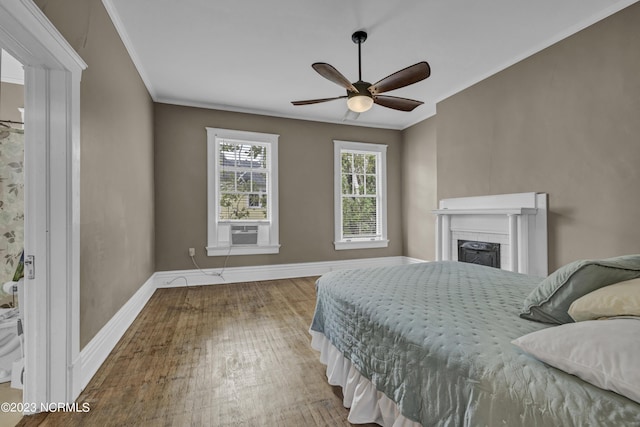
[334,140,388,250]
[206,127,280,256]
[341,151,378,238]
[219,142,269,220]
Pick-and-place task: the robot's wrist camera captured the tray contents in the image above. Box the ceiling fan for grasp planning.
[292,31,430,114]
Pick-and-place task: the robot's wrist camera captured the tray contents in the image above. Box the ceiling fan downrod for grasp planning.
[352,31,367,82]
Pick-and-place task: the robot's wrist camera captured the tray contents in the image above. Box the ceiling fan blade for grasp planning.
[369,62,431,95]
[291,96,347,106]
[374,95,424,112]
[312,63,359,93]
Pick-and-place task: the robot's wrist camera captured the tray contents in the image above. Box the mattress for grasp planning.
[310,261,640,426]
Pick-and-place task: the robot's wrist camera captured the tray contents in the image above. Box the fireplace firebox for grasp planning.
[457,240,500,269]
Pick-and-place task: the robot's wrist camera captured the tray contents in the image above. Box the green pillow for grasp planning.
[520,254,640,324]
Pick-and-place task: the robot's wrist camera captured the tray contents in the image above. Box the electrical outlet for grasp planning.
[188,247,195,257]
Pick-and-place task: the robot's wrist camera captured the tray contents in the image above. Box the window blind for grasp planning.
[218,139,269,221]
[341,151,380,239]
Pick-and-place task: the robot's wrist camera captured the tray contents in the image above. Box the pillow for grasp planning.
[520,254,640,324]
[512,318,640,404]
[569,277,640,321]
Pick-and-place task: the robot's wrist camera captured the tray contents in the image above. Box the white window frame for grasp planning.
[207,127,280,256]
[333,140,388,250]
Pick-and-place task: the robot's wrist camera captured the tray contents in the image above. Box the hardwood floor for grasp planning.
[16,277,376,426]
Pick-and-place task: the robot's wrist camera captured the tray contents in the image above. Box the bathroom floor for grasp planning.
[0,382,22,426]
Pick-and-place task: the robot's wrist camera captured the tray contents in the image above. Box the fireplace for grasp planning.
[458,240,500,268]
[432,192,548,276]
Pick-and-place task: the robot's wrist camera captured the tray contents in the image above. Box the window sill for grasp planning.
[207,244,280,256]
[333,240,389,251]
[218,220,271,224]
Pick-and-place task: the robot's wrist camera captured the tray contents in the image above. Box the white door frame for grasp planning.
[0,0,86,409]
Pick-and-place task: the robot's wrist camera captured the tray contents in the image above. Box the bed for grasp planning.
[309,260,640,427]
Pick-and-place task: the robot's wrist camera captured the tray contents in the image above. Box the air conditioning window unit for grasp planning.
[231,225,259,245]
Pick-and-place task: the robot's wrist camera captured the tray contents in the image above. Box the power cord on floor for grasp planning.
[164,276,196,309]
[165,276,189,288]
[190,245,232,281]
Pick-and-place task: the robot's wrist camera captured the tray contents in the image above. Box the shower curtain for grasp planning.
[0,129,24,304]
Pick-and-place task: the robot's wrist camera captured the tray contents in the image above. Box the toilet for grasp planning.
[0,279,23,387]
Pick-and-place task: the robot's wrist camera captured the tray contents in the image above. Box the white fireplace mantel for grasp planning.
[432,208,538,216]
[433,193,548,277]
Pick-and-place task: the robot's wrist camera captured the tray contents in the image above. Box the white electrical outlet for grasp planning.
[188,247,195,256]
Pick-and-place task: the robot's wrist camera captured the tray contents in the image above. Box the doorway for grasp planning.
[0,48,24,425]
[0,0,86,412]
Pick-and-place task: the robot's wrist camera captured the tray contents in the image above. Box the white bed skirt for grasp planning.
[310,330,422,427]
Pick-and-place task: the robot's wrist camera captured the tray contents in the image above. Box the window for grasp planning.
[334,140,388,250]
[207,128,279,255]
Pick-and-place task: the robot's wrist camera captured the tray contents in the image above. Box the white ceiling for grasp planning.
[105,0,637,130]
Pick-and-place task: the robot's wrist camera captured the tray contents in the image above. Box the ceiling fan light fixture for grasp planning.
[347,93,373,113]
[292,30,430,115]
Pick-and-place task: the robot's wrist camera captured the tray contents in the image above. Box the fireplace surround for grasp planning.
[433,193,548,277]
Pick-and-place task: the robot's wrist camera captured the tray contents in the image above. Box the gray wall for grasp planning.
[410,2,640,271]
[0,82,23,123]
[33,0,640,347]
[36,0,155,348]
[401,116,437,261]
[154,103,403,271]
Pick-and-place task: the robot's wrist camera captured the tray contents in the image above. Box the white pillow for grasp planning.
[512,318,640,404]
[568,277,640,321]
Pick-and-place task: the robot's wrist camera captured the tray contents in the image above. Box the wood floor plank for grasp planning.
[16,278,378,427]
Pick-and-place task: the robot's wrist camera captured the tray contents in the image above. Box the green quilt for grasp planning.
[310,261,640,426]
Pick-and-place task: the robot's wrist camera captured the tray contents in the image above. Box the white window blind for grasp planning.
[218,140,269,221]
[341,151,379,239]
[333,140,388,250]
[206,127,280,256]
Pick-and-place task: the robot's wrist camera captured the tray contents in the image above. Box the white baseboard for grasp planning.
[78,256,420,390]
[78,273,157,392]
[155,256,415,288]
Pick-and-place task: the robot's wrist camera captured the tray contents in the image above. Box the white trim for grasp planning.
[0,1,86,71]
[206,127,280,256]
[99,0,637,134]
[333,140,388,251]
[0,0,86,410]
[101,0,156,99]
[156,96,408,131]
[433,192,548,277]
[432,0,640,113]
[78,274,156,391]
[432,208,538,216]
[0,74,23,85]
[333,240,390,251]
[156,256,414,288]
[206,244,281,256]
[75,257,418,390]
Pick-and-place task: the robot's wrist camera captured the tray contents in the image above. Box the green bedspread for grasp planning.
[310,261,640,426]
